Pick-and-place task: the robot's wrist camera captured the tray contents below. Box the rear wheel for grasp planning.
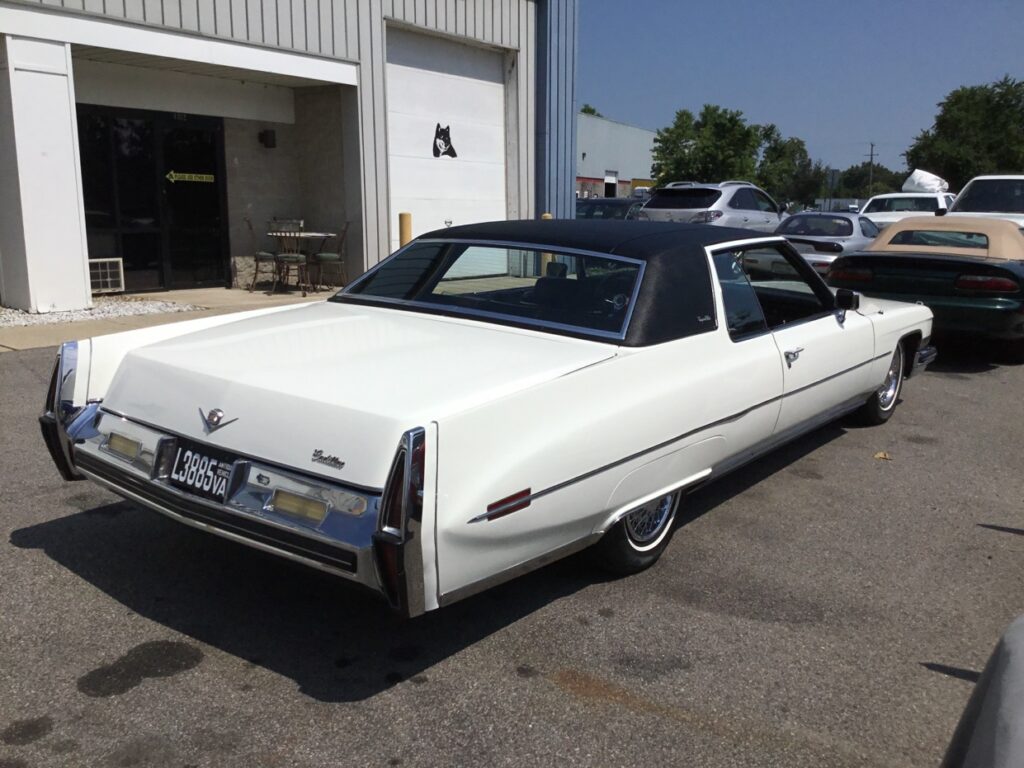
[853,341,905,426]
[593,491,681,575]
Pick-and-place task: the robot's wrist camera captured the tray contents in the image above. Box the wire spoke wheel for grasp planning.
[624,493,677,548]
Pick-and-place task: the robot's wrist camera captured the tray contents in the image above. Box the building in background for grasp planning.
[0,0,577,312]
[575,112,654,199]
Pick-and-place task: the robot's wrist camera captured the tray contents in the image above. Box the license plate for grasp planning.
[168,440,236,502]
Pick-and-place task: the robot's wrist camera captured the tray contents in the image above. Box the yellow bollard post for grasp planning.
[539,214,554,273]
[399,212,412,246]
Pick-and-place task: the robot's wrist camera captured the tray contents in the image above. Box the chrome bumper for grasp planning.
[70,417,385,595]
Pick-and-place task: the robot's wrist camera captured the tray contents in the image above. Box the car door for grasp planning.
[728,241,876,437]
[727,188,762,229]
[753,190,782,232]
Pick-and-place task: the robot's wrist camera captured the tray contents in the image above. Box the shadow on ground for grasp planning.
[926,335,1022,375]
[10,423,846,704]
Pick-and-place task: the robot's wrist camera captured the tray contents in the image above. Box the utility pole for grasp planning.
[865,142,876,198]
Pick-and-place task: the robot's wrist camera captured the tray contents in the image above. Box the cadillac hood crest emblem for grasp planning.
[199,407,238,434]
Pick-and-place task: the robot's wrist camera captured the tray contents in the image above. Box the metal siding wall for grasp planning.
[534,0,575,218]
[10,0,358,58]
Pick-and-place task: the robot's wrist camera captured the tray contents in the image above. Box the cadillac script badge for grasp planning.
[311,449,345,470]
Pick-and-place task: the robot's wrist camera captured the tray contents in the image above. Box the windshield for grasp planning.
[339,241,643,338]
[778,215,853,236]
[644,188,722,209]
[863,196,939,213]
[951,179,1024,213]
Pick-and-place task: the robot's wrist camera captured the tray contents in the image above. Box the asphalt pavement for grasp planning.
[1,343,1021,767]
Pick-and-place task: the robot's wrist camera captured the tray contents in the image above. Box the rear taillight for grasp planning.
[954,274,1020,293]
[828,267,873,283]
[690,210,724,224]
[810,261,831,273]
[376,428,426,613]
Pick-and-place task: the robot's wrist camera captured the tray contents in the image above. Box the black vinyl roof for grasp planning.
[405,220,780,346]
[418,220,768,261]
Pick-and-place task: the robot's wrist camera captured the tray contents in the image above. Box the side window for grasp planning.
[733,245,832,329]
[753,190,777,213]
[859,217,880,238]
[728,188,758,210]
[712,251,768,341]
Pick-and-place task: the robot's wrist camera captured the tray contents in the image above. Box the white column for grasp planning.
[0,35,90,312]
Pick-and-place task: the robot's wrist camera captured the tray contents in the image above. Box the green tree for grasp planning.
[651,105,761,186]
[580,103,603,117]
[834,161,904,199]
[755,125,827,205]
[906,76,1024,190]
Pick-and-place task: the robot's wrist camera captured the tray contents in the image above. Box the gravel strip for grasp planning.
[0,296,204,327]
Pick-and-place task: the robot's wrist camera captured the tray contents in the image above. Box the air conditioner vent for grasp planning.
[89,258,125,294]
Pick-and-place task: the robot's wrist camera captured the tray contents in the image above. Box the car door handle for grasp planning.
[784,347,804,367]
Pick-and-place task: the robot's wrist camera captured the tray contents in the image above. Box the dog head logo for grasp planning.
[433,124,457,158]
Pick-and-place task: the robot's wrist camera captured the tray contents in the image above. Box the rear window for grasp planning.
[951,179,1024,213]
[863,197,939,213]
[342,242,643,338]
[887,230,989,249]
[645,188,722,209]
[778,215,853,236]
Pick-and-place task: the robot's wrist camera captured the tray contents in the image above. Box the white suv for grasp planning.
[860,192,957,230]
[637,181,785,232]
[946,175,1024,226]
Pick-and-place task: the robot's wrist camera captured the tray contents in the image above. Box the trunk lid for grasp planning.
[102,302,617,488]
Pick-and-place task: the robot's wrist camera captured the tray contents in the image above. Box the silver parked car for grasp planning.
[636,181,786,232]
[774,212,880,273]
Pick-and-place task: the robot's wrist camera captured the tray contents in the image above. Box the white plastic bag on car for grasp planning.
[903,169,949,193]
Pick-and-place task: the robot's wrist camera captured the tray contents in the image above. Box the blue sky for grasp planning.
[577,0,1024,171]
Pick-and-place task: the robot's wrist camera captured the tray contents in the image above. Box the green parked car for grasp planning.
[827,215,1024,361]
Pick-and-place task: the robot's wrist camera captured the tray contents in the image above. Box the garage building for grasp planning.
[0,0,577,312]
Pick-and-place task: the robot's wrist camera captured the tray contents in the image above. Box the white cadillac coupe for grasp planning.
[41,221,935,616]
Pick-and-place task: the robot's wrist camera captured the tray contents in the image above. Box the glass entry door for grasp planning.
[77,105,228,292]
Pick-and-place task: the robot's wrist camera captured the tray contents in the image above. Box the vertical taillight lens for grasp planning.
[376,428,426,613]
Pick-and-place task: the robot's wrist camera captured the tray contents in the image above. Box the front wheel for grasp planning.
[592,491,681,575]
[853,341,905,426]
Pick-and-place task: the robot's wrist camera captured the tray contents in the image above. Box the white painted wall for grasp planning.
[386,28,507,253]
[0,36,90,312]
[74,60,296,123]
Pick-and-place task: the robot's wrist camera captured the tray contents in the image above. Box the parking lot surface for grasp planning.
[1,344,1021,767]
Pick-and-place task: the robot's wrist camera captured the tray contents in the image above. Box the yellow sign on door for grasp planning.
[165,170,215,184]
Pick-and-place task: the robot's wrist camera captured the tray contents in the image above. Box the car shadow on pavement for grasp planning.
[9,500,596,703]
[926,336,1018,374]
[677,423,846,529]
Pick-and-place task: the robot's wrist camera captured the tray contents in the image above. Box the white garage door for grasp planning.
[386,28,507,254]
